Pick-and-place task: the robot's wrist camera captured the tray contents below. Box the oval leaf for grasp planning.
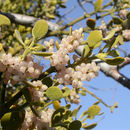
[63,87,71,97]
[71,105,82,118]
[94,0,103,12]
[14,30,24,47]
[82,45,90,58]
[83,123,97,129]
[0,14,11,26]
[1,111,25,130]
[104,57,124,65]
[103,29,116,41]
[87,30,102,48]
[32,20,48,40]
[69,120,82,130]
[46,86,63,100]
[87,105,101,119]
[33,52,52,57]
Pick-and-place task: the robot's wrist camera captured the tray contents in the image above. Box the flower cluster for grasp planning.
[0,53,43,85]
[56,62,100,88]
[44,39,54,53]
[122,29,130,41]
[119,9,128,19]
[69,91,80,104]
[50,28,84,70]
[29,80,48,102]
[21,108,54,130]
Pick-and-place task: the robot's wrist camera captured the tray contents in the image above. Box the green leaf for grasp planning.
[94,0,103,12]
[103,29,116,41]
[14,30,25,47]
[69,120,82,130]
[87,30,102,48]
[118,35,124,45]
[108,50,120,57]
[93,41,101,49]
[79,110,88,120]
[65,104,71,110]
[56,40,60,50]
[51,108,65,127]
[0,14,11,26]
[71,105,82,118]
[1,111,25,130]
[32,20,48,40]
[112,17,123,24]
[79,90,86,96]
[82,45,90,58]
[87,105,101,119]
[83,123,97,129]
[46,86,63,100]
[111,35,121,48]
[104,57,124,65]
[63,87,71,97]
[96,53,107,60]
[32,52,52,57]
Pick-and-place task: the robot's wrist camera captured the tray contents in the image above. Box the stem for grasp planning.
[81,116,88,123]
[9,102,28,112]
[83,87,111,108]
[60,13,90,30]
[38,66,56,80]
[5,88,23,108]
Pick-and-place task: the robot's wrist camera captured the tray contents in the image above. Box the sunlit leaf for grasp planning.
[14,30,25,47]
[96,53,107,60]
[94,0,103,12]
[82,45,90,58]
[71,105,82,118]
[46,86,63,100]
[103,29,116,41]
[79,110,88,120]
[0,14,10,26]
[83,123,97,129]
[87,105,101,119]
[87,30,102,48]
[32,20,48,40]
[56,40,60,50]
[63,87,71,97]
[118,35,124,45]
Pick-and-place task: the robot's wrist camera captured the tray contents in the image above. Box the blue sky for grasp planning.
[56,0,130,130]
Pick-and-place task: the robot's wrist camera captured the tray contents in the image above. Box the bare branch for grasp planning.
[76,46,130,89]
[0,11,60,31]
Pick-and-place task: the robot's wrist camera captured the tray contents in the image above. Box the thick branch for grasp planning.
[0,11,60,31]
[76,46,130,89]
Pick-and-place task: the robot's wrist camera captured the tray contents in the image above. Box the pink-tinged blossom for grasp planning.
[21,108,55,130]
[0,54,43,85]
[122,30,130,41]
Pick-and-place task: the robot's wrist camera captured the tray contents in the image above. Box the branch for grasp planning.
[76,46,130,89]
[0,11,60,31]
